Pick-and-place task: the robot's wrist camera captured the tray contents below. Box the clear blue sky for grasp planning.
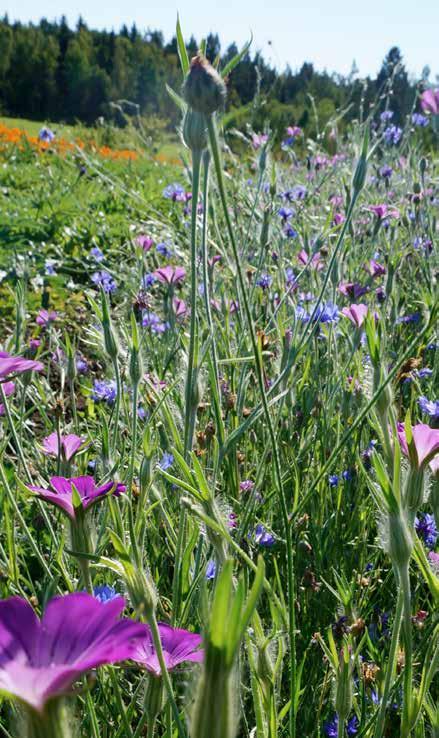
[4,0,439,79]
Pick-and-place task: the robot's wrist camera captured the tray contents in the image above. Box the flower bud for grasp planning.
[183,108,208,152]
[388,512,413,571]
[183,54,227,115]
[335,648,353,723]
[404,468,425,524]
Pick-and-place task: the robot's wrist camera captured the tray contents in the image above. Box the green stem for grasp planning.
[400,565,413,737]
[127,380,139,493]
[207,116,297,738]
[25,700,71,738]
[338,716,345,738]
[372,586,404,738]
[148,614,187,738]
[111,356,122,456]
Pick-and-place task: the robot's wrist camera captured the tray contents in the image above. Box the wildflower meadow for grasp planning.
[0,19,438,738]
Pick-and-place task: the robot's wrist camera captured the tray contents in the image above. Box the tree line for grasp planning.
[0,16,431,136]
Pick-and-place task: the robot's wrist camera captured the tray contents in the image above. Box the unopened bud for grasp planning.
[388,512,413,571]
[183,108,208,152]
[183,54,227,115]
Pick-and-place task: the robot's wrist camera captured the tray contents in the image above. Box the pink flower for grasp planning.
[251,133,268,150]
[42,432,84,461]
[172,297,188,319]
[341,303,369,328]
[27,476,126,521]
[397,422,439,470]
[420,89,439,115]
[333,212,346,226]
[36,310,57,327]
[286,125,302,137]
[136,235,154,251]
[297,250,323,270]
[0,381,15,415]
[369,204,399,219]
[338,281,368,300]
[428,551,439,574]
[0,352,43,379]
[130,623,204,676]
[153,266,186,285]
[366,259,386,278]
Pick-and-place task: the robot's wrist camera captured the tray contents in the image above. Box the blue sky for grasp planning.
[4,0,439,78]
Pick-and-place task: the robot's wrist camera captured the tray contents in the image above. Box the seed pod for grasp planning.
[183,54,227,115]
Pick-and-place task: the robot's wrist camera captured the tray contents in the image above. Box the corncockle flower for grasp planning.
[156,241,173,258]
[256,273,272,289]
[0,592,144,713]
[397,422,439,470]
[93,585,119,603]
[412,113,429,127]
[0,381,15,415]
[27,475,126,521]
[91,270,117,293]
[130,623,204,676]
[163,183,186,201]
[253,524,275,547]
[136,235,154,251]
[383,125,402,145]
[36,309,57,327]
[154,265,186,285]
[418,397,439,419]
[338,282,368,299]
[42,432,84,461]
[380,110,394,123]
[0,351,43,379]
[92,378,117,404]
[90,246,104,262]
[369,204,399,219]
[240,480,255,492]
[366,259,386,278]
[341,303,369,328]
[159,452,174,471]
[297,249,322,270]
[251,133,268,150]
[415,513,438,548]
[420,88,439,115]
[38,126,55,143]
[333,212,346,226]
[428,551,439,574]
[173,297,188,318]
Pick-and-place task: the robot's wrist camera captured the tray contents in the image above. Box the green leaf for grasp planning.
[176,15,190,75]
[165,84,187,114]
[220,36,252,78]
[209,559,233,649]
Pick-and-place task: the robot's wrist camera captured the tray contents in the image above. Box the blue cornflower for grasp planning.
[76,357,88,374]
[417,368,432,379]
[156,241,173,258]
[45,260,57,276]
[253,524,276,547]
[342,469,354,482]
[159,452,174,471]
[418,396,439,419]
[285,267,297,286]
[142,273,157,289]
[142,312,169,334]
[91,379,117,405]
[284,225,298,239]
[90,246,104,262]
[365,563,374,572]
[93,585,118,603]
[205,559,217,580]
[313,302,339,324]
[415,513,438,549]
[329,475,339,487]
[395,312,421,325]
[91,270,117,293]
[295,305,310,322]
[379,165,393,179]
[383,125,402,145]
[324,714,359,737]
[137,406,147,420]
[162,183,186,201]
[380,110,394,123]
[412,113,429,127]
[39,126,55,143]
[278,207,294,221]
[256,273,272,290]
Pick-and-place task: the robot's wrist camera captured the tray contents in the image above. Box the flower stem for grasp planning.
[372,586,404,738]
[207,115,297,738]
[147,614,187,738]
[400,564,413,737]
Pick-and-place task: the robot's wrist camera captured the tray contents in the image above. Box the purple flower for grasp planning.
[205,560,217,580]
[420,88,439,115]
[341,303,369,328]
[395,312,421,325]
[156,241,173,258]
[38,127,55,143]
[0,593,144,713]
[278,207,294,221]
[383,125,402,145]
[256,273,272,290]
[90,246,104,262]
[313,302,339,324]
[324,714,358,737]
[240,480,255,493]
[142,272,157,289]
[415,513,438,549]
[36,309,57,327]
[0,381,15,416]
[42,432,84,461]
[379,165,393,179]
[27,476,126,520]
[76,357,88,374]
[253,524,276,547]
[154,266,186,285]
[130,623,204,676]
[412,113,429,127]
[380,110,394,123]
[0,351,43,379]
[397,422,439,470]
[91,270,117,293]
[136,235,154,251]
[251,133,268,150]
[93,585,119,603]
[284,226,298,239]
[159,452,174,471]
[163,183,186,202]
[92,379,117,404]
[142,312,169,334]
[418,397,439,420]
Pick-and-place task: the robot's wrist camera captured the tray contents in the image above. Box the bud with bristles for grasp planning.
[183,108,208,152]
[183,54,227,115]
